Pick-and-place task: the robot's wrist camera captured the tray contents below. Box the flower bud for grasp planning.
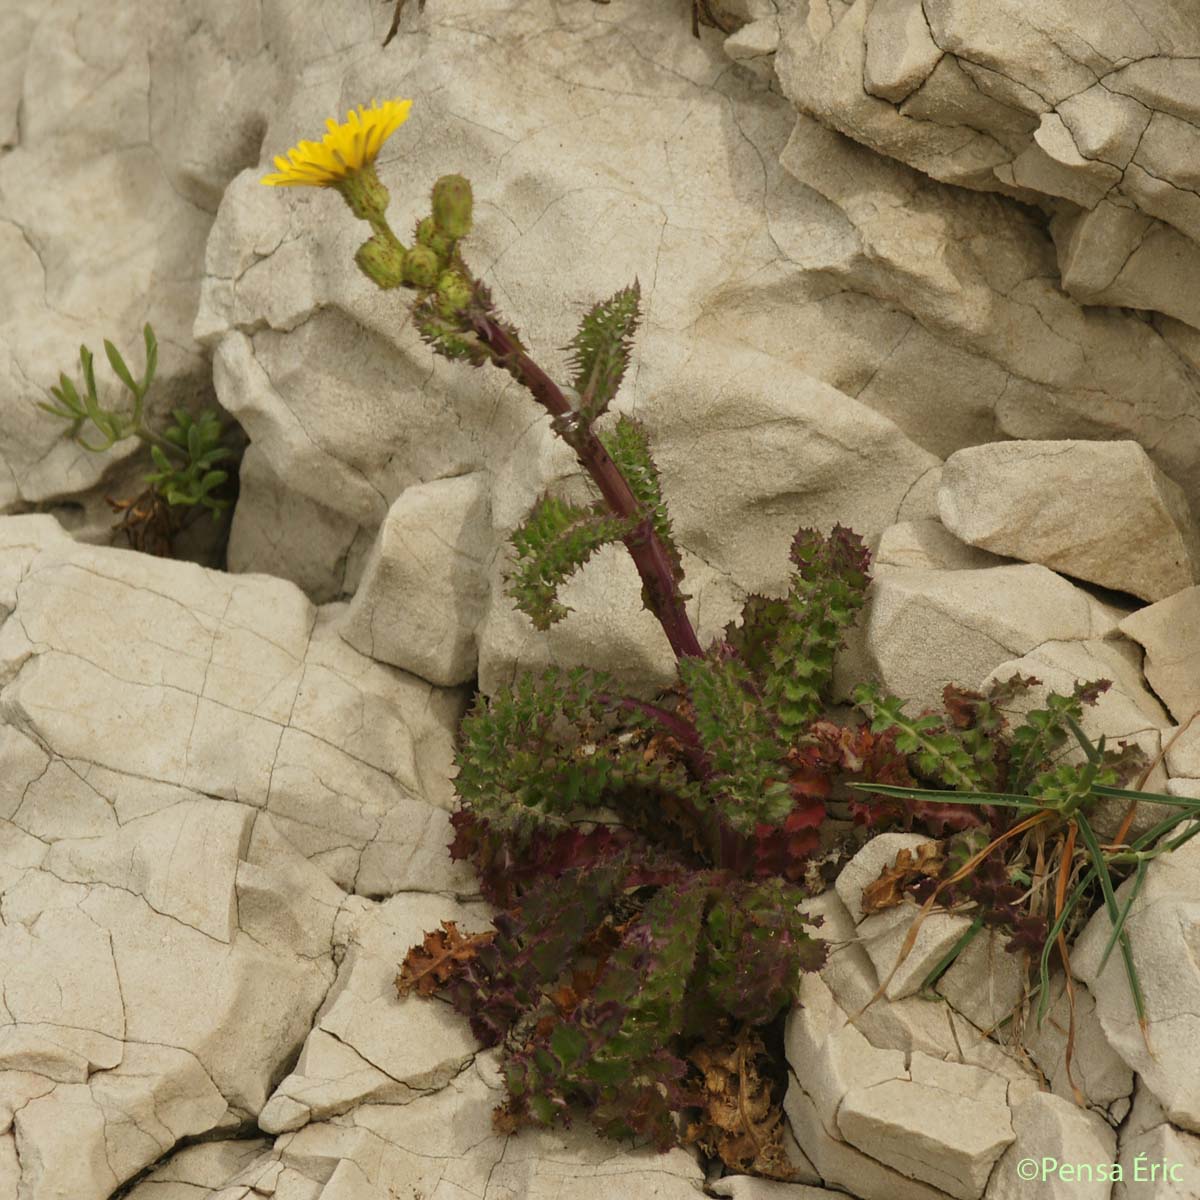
[431,174,473,239]
[405,244,441,289]
[354,235,407,289]
[436,270,473,318]
[416,216,452,261]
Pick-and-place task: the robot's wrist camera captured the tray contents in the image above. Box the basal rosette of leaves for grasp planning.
[264,101,1200,1173]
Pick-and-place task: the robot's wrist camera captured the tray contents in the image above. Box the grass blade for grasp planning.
[1075,812,1150,1048]
[846,782,1032,809]
[1095,858,1148,976]
[920,914,983,995]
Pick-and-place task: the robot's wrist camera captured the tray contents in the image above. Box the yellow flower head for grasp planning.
[262,98,413,188]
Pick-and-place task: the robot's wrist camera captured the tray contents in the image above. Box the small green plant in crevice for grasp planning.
[263,98,1195,1172]
[37,323,235,555]
[846,680,1200,1095]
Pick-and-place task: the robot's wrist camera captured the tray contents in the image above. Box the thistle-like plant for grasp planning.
[37,324,234,551]
[263,99,885,1171]
[264,98,1194,1163]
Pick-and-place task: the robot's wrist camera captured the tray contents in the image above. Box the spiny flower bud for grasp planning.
[405,244,441,289]
[436,270,473,318]
[416,216,452,260]
[354,235,407,289]
[431,174,473,240]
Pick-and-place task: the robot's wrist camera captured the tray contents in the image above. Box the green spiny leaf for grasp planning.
[763,525,871,736]
[680,654,792,832]
[565,281,641,420]
[854,683,987,791]
[506,494,634,629]
[597,415,685,585]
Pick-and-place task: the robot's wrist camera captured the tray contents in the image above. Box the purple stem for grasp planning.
[470,311,704,662]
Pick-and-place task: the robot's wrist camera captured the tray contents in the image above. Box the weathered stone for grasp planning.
[935,929,1027,1033]
[785,973,908,1138]
[339,473,491,687]
[838,1053,1014,1199]
[776,0,1200,329]
[1120,588,1200,724]
[1073,834,1200,1132]
[987,1091,1116,1200]
[1025,973,1134,1115]
[785,1075,953,1200]
[875,519,1011,572]
[938,441,1200,602]
[0,517,468,895]
[1115,1108,1200,1200]
[0,804,339,1198]
[847,562,1122,714]
[121,1140,272,1200]
[260,893,492,1134]
[0,1,270,520]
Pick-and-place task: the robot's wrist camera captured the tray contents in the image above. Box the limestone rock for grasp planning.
[847,561,1123,714]
[338,473,491,687]
[0,0,272,519]
[1115,1110,1200,1200]
[120,1140,272,1200]
[775,0,1200,330]
[135,1058,707,1199]
[260,893,492,1134]
[875,519,1011,572]
[0,516,470,895]
[1072,833,1200,1132]
[0,799,339,1198]
[838,1053,1014,1199]
[1025,974,1134,1115]
[987,1092,1116,1200]
[1119,588,1200,724]
[935,928,1026,1033]
[938,441,1200,602]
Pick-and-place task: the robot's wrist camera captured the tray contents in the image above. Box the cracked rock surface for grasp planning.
[775,0,1200,330]
[5,0,1200,1198]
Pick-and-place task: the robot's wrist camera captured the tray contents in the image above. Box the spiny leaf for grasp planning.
[598,414,686,585]
[1008,679,1112,791]
[854,683,987,791]
[679,654,793,834]
[454,667,698,845]
[565,281,641,420]
[506,494,634,629]
[768,526,871,735]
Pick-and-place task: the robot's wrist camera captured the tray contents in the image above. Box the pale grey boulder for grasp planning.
[775,0,1200,330]
[0,0,272,519]
[0,515,469,895]
[987,1092,1116,1200]
[1073,834,1200,1134]
[259,892,493,1134]
[1120,588,1200,724]
[841,560,1125,715]
[938,441,1200,602]
[338,473,491,687]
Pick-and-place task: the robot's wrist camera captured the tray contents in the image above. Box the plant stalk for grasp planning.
[470,310,704,661]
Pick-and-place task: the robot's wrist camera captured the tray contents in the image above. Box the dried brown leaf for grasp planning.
[861,842,945,914]
[395,920,493,998]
